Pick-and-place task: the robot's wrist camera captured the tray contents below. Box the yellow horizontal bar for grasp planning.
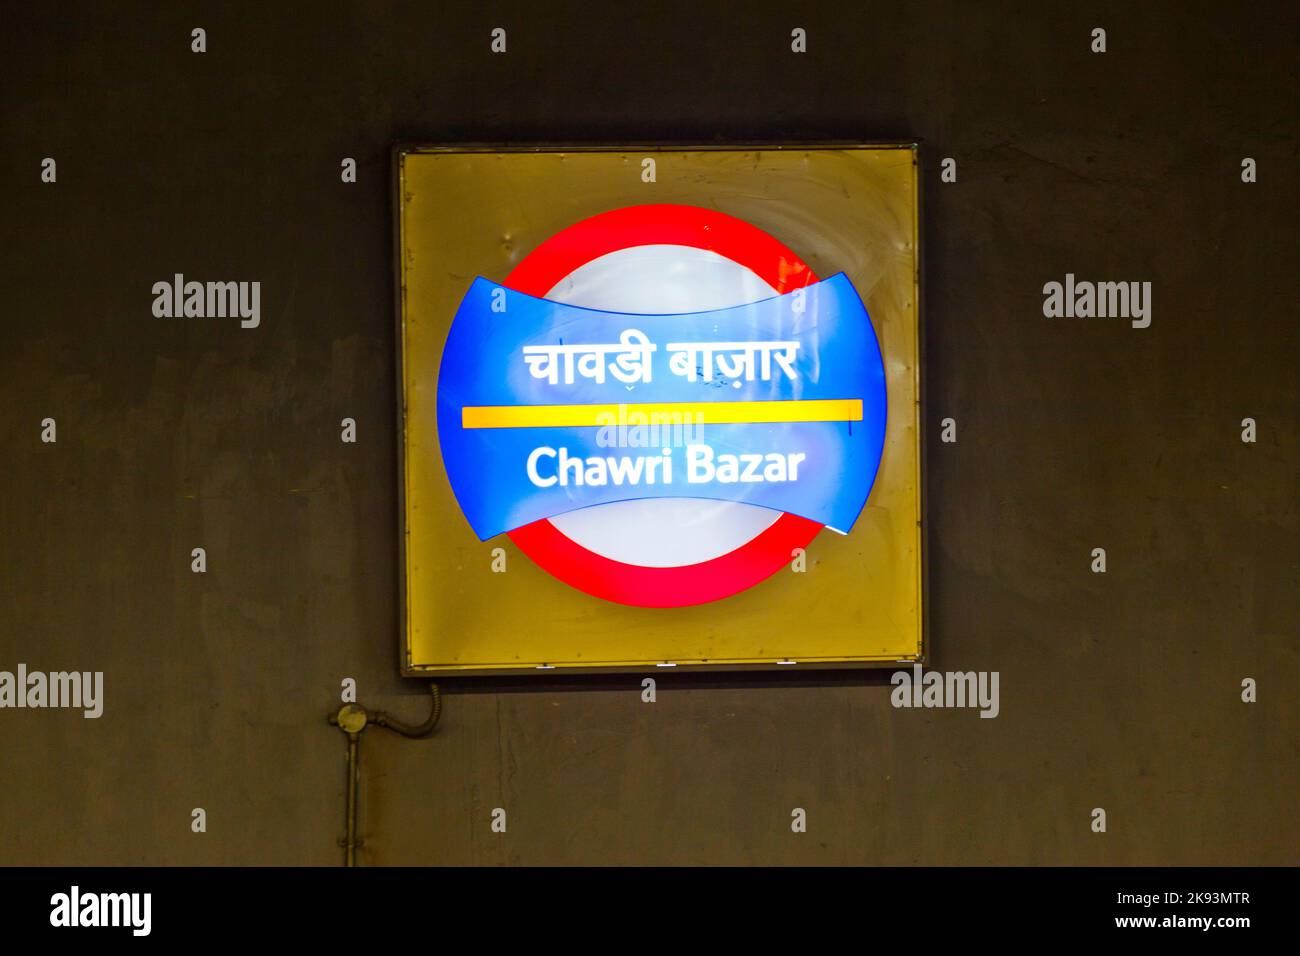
[462,399,863,429]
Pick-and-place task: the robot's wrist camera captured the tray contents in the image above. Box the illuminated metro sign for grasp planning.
[437,204,888,607]
[398,145,922,673]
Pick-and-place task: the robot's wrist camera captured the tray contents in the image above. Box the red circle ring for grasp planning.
[504,204,823,608]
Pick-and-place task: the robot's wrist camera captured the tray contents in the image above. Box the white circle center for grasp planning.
[544,244,784,567]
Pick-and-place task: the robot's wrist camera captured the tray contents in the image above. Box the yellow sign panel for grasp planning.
[397,144,923,674]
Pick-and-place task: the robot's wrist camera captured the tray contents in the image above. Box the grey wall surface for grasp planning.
[0,1,1295,865]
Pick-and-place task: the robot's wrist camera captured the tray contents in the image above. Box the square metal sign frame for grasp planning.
[394,142,926,676]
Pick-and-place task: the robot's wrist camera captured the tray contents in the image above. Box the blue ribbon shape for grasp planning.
[436,274,887,540]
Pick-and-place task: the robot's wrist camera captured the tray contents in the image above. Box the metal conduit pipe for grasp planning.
[327,682,442,866]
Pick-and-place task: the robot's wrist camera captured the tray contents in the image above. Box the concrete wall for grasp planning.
[1,1,1295,865]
